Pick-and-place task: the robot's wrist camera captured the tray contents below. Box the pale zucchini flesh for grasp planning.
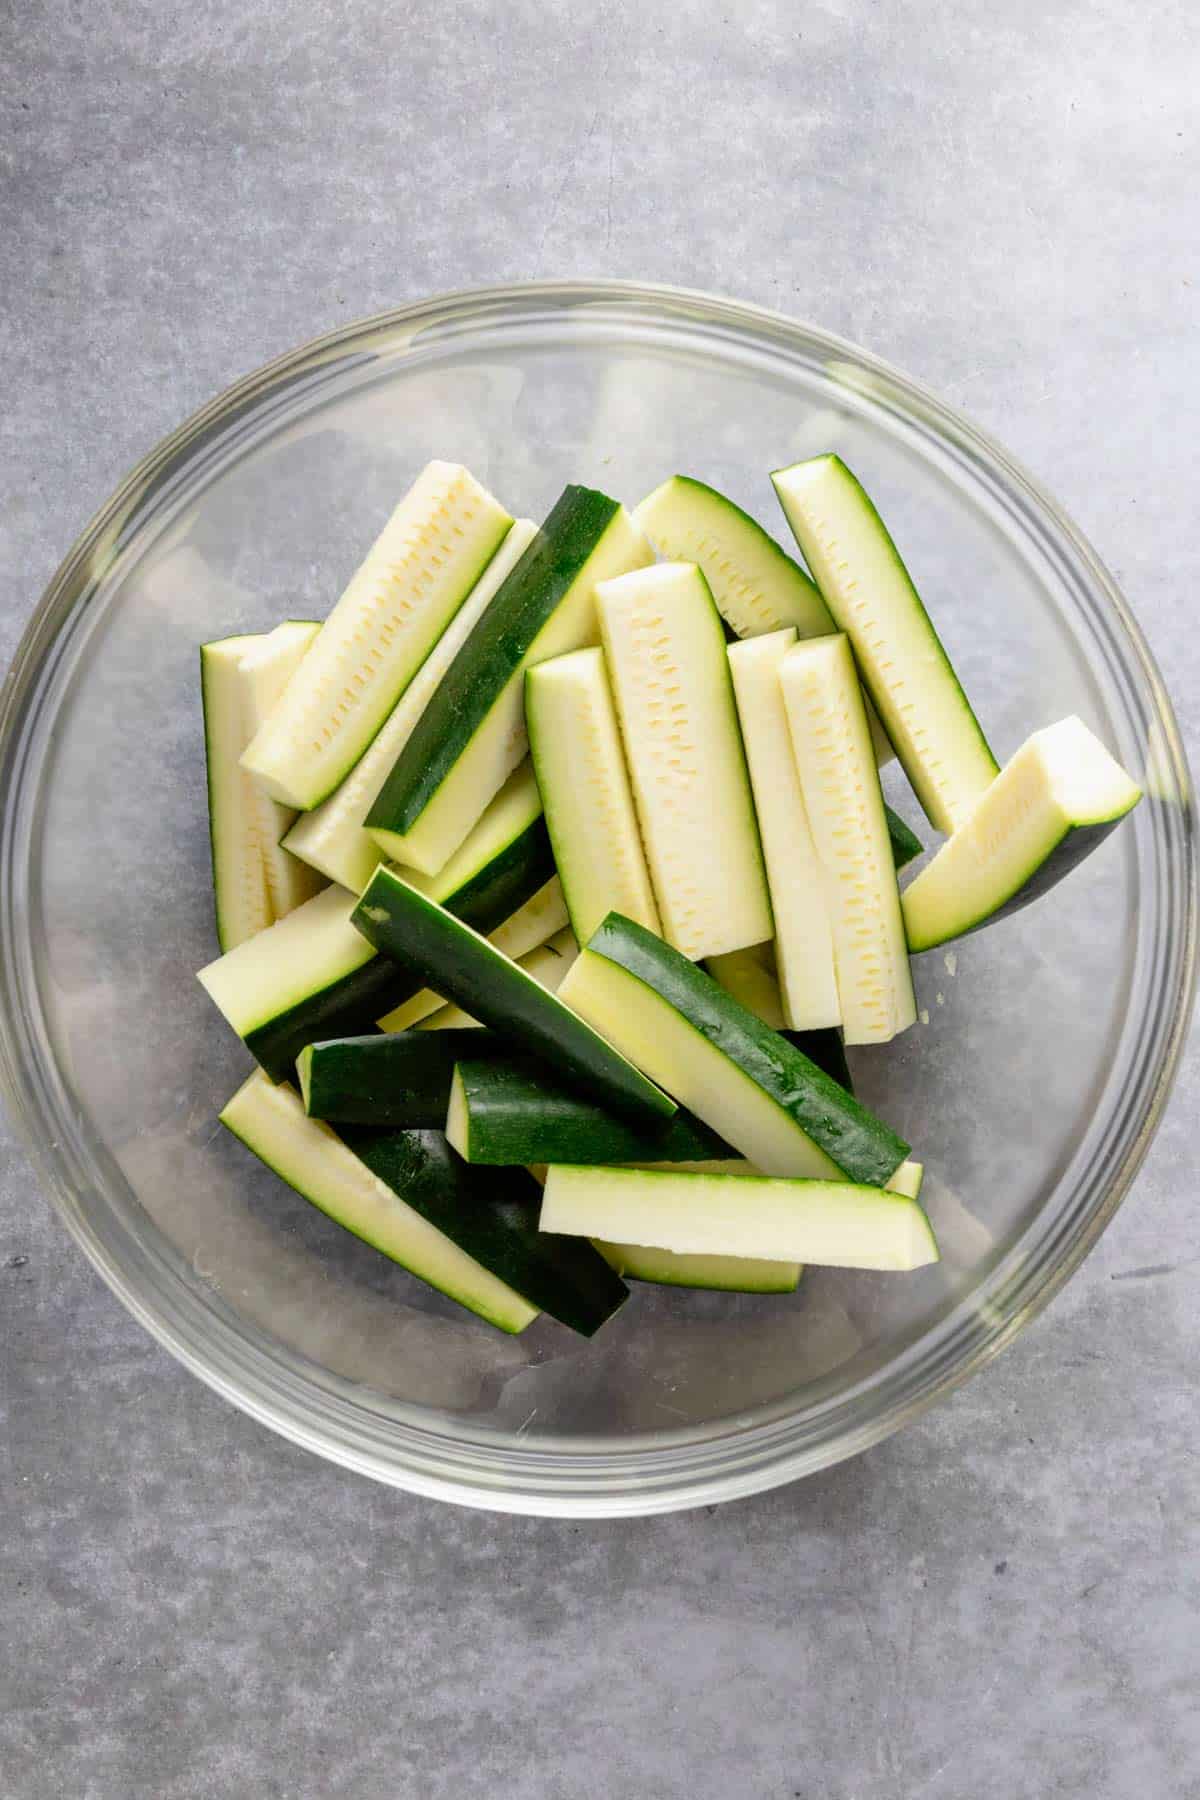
[772,455,998,834]
[597,561,772,960]
[780,634,916,1046]
[242,462,513,810]
[727,628,841,1030]
[198,882,375,1039]
[377,877,569,1031]
[901,716,1142,951]
[526,646,661,943]
[201,634,274,951]
[367,494,653,876]
[594,1238,801,1293]
[221,1071,538,1332]
[705,944,787,1029]
[237,622,326,918]
[282,519,539,892]
[541,1165,940,1270]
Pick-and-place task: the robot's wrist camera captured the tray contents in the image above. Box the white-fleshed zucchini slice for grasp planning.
[201,634,274,951]
[241,461,513,810]
[541,1165,940,1270]
[376,877,569,1032]
[419,926,579,1030]
[779,634,916,1046]
[772,455,998,834]
[220,1070,537,1331]
[525,646,661,944]
[594,1239,801,1293]
[901,716,1142,951]
[727,628,841,1029]
[282,520,539,893]
[596,561,772,960]
[365,488,653,876]
[238,622,326,918]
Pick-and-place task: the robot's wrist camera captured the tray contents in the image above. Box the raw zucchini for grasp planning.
[201,634,274,951]
[241,462,513,810]
[237,622,326,917]
[541,1165,939,1270]
[595,1240,801,1293]
[352,868,676,1125]
[597,561,772,959]
[376,877,569,1032]
[556,913,908,1183]
[282,519,539,892]
[885,804,924,872]
[901,716,1142,951]
[365,486,652,875]
[298,1029,503,1126]
[705,943,787,1027]
[525,646,661,943]
[887,1160,925,1200]
[198,780,554,1081]
[220,1070,537,1332]
[780,634,916,1045]
[727,629,840,1029]
[788,1028,854,1096]
[772,455,998,833]
[445,1058,730,1166]
[417,927,579,1030]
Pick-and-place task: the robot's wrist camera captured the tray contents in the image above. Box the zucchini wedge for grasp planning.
[282,519,539,892]
[901,716,1142,951]
[201,634,274,951]
[780,634,917,1045]
[352,868,676,1126]
[727,628,840,1029]
[595,1240,801,1293]
[237,622,326,918]
[416,926,579,1031]
[445,1058,730,1166]
[541,1165,940,1270]
[772,455,998,833]
[241,462,512,810]
[556,912,908,1184]
[597,561,772,960]
[365,486,652,875]
[298,1029,504,1127]
[526,646,661,943]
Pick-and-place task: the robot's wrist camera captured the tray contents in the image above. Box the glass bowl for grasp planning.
[0,282,1193,1516]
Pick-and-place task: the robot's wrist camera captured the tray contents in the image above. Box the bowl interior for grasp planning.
[2,287,1192,1509]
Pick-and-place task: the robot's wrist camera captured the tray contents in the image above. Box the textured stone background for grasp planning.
[2,3,1197,1795]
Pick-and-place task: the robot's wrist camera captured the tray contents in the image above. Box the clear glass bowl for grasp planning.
[0,282,1193,1515]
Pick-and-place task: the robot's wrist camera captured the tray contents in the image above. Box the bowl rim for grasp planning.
[1,278,1195,1515]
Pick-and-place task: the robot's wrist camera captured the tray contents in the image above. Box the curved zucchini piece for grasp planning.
[282,519,539,892]
[416,926,579,1031]
[556,913,908,1184]
[542,1165,939,1270]
[365,487,652,875]
[352,868,676,1126]
[298,1028,503,1126]
[201,634,274,950]
[220,1071,538,1333]
[241,463,512,810]
[526,647,661,943]
[445,1058,730,1166]
[727,629,840,1028]
[595,1239,801,1293]
[343,1129,628,1336]
[885,804,923,872]
[238,622,327,917]
[780,634,916,1045]
[198,786,554,1081]
[772,455,998,834]
[597,561,772,960]
[377,877,569,1032]
[901,716,1142,951]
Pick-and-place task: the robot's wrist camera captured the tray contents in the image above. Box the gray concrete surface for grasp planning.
[2,2,1198,1795]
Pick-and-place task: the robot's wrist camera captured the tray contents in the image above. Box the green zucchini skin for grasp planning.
[342,1128,629,1336]
[783,1028,854,1095]
[449,1058,731,1166]
[352,869,677,1127]
[299,1030,503,1126]
[366,486,620,836]
[243,818,553,1082]
[585,913,908,1185]
[884,804,923,872]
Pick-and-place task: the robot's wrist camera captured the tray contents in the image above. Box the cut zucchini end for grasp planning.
[444,1065,469,1158]
[295,1044,314,1112]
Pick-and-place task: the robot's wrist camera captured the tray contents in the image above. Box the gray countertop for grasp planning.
[3,3,1198,1795]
